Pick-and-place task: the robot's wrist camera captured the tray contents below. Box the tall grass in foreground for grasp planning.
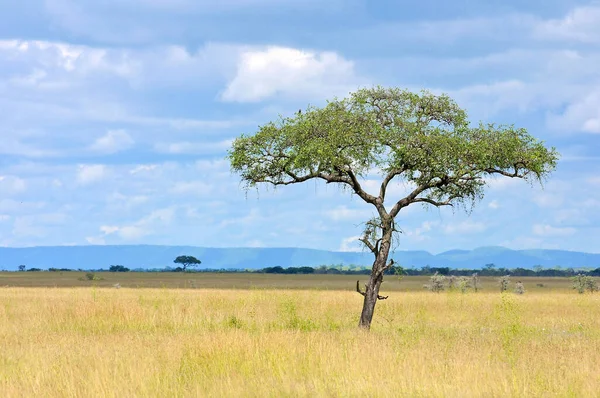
[1,288,599,397]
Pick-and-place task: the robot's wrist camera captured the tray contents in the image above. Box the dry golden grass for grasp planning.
[1,287,599,397]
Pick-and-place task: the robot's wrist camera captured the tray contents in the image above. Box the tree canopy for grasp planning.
[229,87,558,220]
[174,255,201,271]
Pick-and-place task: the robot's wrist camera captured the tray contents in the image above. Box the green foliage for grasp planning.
[229,86,558,213]
[18,265,26,272]
[109,265,130,272]
[572,274,599,294]
[173,256,201,271]
[85,272,102,281]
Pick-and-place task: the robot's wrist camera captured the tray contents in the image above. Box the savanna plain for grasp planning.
[1,273,599,397]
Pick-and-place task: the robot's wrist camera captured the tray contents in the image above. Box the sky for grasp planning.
[0,0,599,253]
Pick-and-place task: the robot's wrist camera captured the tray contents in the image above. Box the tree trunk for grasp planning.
[358,272,384,329]
[358,232,392,330]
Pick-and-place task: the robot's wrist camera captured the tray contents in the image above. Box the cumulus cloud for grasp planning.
[98,207,176,240]
[154,139,233,155]
[171,181,214,196]
[405,221,438,242]
[339,235,362,252]
[0,176,27,195]
[89,129,134,154]
[532,5,600,43]
[76,164,106,185]
[532,224,577,237]
[325,205,371,221]
[221,46,364,102]
[443,220,487,235]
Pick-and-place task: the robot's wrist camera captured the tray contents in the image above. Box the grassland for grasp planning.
[1,274,599,397]
[0,271,576,291]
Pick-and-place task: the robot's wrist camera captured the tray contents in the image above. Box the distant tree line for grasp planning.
[8,261,600,277]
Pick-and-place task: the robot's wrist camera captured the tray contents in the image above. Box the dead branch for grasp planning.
[356,280,389,300]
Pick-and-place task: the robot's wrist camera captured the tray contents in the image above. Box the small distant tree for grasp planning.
[484,263,496,274]
[457,276,472,293]
[109,265,130,272]
[425,272,446,292]
[471,273,481,292]
[173,256,201,272]
[572,274,598,293]
[18,265,26,272]
[447,275,457,290]
[514,281,525,295]
[498,275,510,292]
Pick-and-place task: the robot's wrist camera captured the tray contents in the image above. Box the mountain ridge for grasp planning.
[1,245,599,271]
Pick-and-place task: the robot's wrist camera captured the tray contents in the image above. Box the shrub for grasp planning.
[572,274,598,293]
[425,272,446,293]
[514,281,525,295]
[85,273,102,281]
[498,275,510,292]
[457,276,472,293]
[472,273,481,292]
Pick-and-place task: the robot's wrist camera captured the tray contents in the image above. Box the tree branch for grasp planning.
[380,168,405,202]
[356,280,389,300]
[412,197,454,207]
[359,236,377,255]
[389,183,429,217]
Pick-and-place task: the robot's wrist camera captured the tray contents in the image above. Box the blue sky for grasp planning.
[0,0,599,253]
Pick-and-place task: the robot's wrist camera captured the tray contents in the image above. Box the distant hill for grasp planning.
[0,245,599,271]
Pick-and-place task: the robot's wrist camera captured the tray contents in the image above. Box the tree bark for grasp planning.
[358,230,392,330]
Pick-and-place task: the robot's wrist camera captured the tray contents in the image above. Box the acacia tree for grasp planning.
[173,255,201,272]
[228,87,558,330]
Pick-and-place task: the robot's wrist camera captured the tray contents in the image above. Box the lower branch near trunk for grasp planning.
[356,280,389,300]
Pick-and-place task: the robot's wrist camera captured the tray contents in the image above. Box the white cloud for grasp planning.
[532,224,577,237]
[89,129,134,154]
[85,236,106,245]
[0,175,27,194]
[339,235,362,252]
[221,46,364,102]
[406,221,438,242]
[488,200,499,209]
[154,139,233,155]
[246,239,265,248]
[533,5,600,43]
[171,181,213,196]
[547,90,600,134]
[130,164,158,174]
[588,176,600,185]
[443,220,486,235]
[325,205,371,221]
[98,207,176,240]
[76,164,106,185]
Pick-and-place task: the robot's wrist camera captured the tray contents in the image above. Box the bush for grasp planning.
[514,281,525,295]
[471,273,481,292]
[424,272,446,292]
[498,275,510,292]
[572,274,598,294]
[85,272,102,281]
[457,276,472,293]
